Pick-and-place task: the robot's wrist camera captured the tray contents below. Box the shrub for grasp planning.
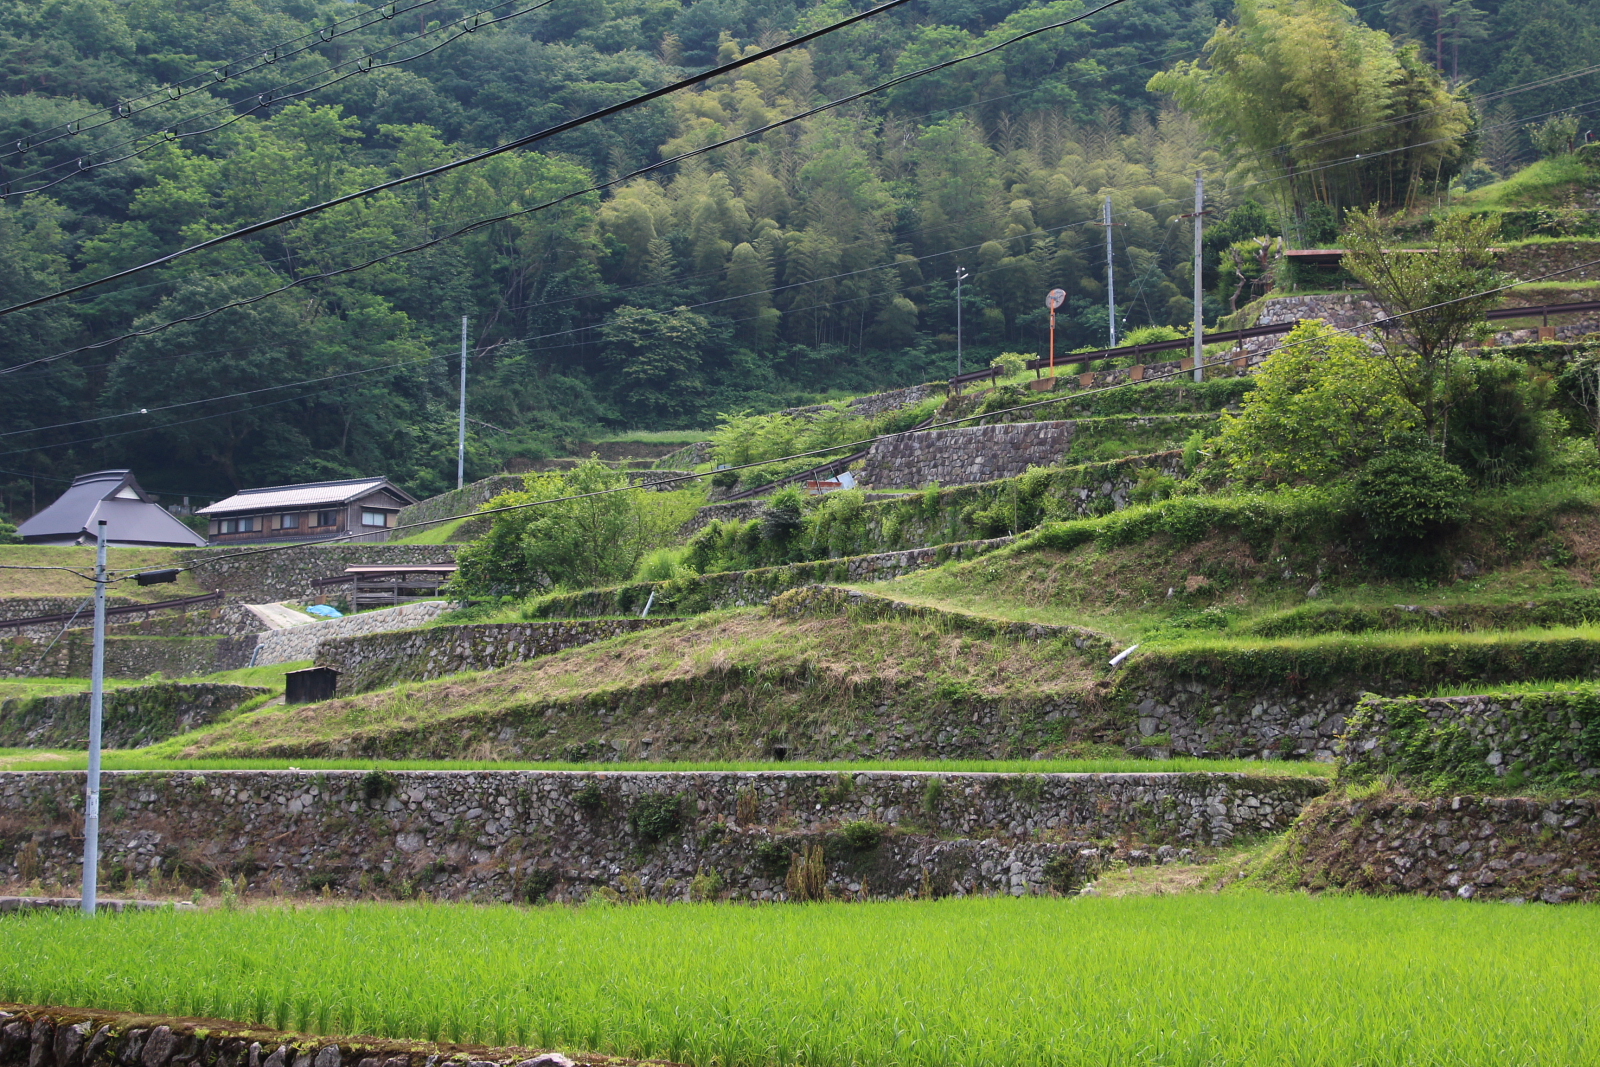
[752,838,790,875]
[629,792,684,843]
[453,460,698,596]
[839,820,885,850]
[1213,321,1420,484]
[523,868,559,904]
[574,782,606,816]
[990,352,1029,377]
[1443,356,1556,485]
[760,486,807,542]
[635,546,693,582]
[1351,449,1470,542]
[0,522,21,545]
[361,769,398,803]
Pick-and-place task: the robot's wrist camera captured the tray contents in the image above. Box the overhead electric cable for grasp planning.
[0,0,1136,372]
[1,0,550,201]
[0,0,455,165]
[115,249,1600,577]
[0,0,957,320]
[4,85,1582,386]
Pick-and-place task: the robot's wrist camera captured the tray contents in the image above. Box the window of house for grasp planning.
[361,510,388,527]
[316,510,340,527]
[238,516,257,532]
[281,513,299,529]
[219,518,237,534]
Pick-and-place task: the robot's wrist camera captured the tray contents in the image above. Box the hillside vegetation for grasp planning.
[2,0,1585,509]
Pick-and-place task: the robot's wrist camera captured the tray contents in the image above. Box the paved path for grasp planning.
[242,602,319,630]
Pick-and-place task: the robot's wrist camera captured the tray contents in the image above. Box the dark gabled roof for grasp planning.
[16,470,208,547]
[196,476,418,516]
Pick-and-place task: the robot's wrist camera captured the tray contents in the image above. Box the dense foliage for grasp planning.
[0,0,1534,511]
[451,459,699,594]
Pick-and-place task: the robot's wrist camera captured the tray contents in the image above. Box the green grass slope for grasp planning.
[146,610,1110,762]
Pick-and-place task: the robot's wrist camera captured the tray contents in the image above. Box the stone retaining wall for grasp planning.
[188,545,459,604]
[1500,240,1600,283]
[0,597,135,623]
[0,634,255,681]
[782,382,940,420]
[316,618,681,695]
[856,421,1074,489]
[0,1009,579,1067]
[524,537,1016,618]
[1270,791,1600,903]
[253,601,453,667]
[0,770,1327,902]
[393,475,522,540]
[0,683,267,748]
[1340,691,1600,784]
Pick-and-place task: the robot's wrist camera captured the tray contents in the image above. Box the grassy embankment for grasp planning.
[854,477,1600,643]
[0,545,208,601]
[1453,154,1600,211]
[3,895,1598,1065]
[125,608,1108,761]
[0,662,312,706]
[0,752,1327,774]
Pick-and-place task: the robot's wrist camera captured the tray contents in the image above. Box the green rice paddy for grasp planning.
[3,894,1596,1066]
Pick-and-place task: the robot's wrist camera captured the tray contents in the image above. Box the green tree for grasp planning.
[600,305,717,424]
[452,459,682,595]
[1215,320,1420,484]
[1340,208,1504,444]
[1149,0,1473,216]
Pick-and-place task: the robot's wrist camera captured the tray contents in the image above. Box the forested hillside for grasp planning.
[0,0,1589,506]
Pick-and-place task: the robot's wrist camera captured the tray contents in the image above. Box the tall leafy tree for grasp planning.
[1148,0,1473,219]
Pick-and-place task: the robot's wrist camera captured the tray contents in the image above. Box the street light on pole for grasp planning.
[67,525,177,916]
[81,520,107,916]
[1045,288,1067,376]
[955,266,969,382]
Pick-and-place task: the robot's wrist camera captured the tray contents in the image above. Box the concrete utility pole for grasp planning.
[1192,171,1205,382]
[457,315,468,490]
[955,266,969,380]
[1104,196,1117,348]
[82,520,107,915]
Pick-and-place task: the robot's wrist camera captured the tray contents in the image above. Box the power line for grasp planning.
[148,251,1600,577]
[0,0,942,321]
[0,0,1136,375]
[0,0,455,165]
[1,0,550,201]
[6,27,1593,385]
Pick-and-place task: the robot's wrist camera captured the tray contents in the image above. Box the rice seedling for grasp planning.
[0,894,1594,1066]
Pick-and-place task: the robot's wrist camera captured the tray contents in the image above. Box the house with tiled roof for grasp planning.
[195,476,418,544]
[16,470,207,547]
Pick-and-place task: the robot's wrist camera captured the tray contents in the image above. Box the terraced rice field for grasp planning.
[4,893,1597,1066]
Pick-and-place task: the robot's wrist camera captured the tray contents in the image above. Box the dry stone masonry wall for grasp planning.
[188,545,459,604]
[0,1008,584,1067]
[1340,691,1600,784]
[316,618,680,695]
[525,537,1016,619]
[856,421,1074,489]
[0,770,1326,903]
[0,683,267,748]
[1275,792,1600,903]
[253,601,454,667]
[0,634,255,681]
[392,475,523,540]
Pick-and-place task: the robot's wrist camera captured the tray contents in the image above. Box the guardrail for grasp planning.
[1021,299,1600,373]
